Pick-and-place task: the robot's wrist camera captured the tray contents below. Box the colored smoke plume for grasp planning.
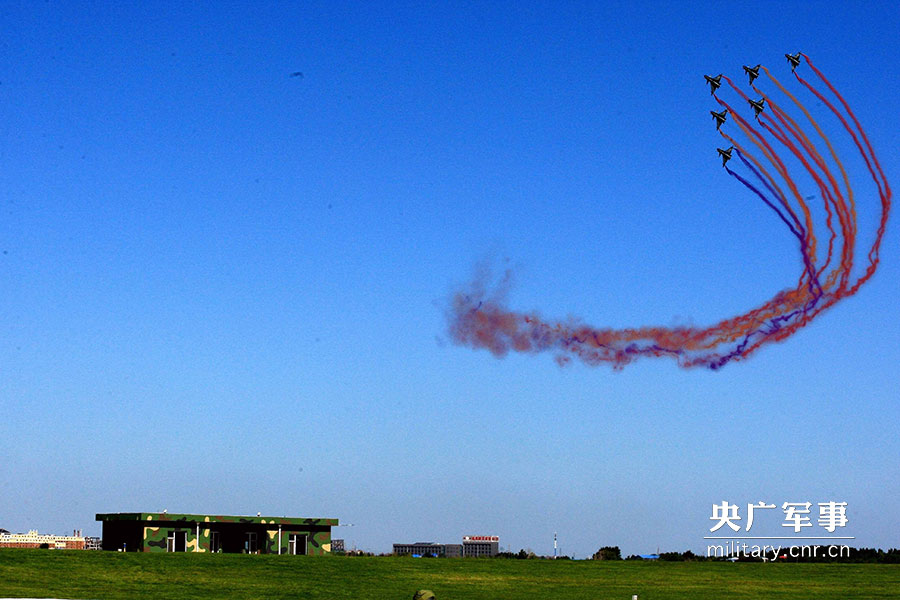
[448,55,891,370]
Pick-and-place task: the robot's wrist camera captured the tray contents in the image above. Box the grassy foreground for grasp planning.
[1,550,899,599]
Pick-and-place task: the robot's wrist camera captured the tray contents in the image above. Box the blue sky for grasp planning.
[2,1,898,557]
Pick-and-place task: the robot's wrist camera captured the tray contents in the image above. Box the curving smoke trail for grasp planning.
[447,55,892,370]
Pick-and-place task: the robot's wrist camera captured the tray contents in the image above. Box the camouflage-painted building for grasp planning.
[96,512,338,555]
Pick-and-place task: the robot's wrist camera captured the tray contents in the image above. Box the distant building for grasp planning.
[393,535,498,558]
[0,529,85,550]
[462,535,499,557]
[393,542,462,558]
[96,512,338,554]
[84,536,102,550]
[332,538,345,553]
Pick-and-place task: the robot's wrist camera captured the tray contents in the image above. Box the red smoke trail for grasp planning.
[714,86,821,299]
[797,55,892,297]
[448,56,890,370]
[760,66,857,292]
[747,81,845,290]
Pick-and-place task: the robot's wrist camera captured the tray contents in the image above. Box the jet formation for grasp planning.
[707,55,799,165]
[711,109,727,130]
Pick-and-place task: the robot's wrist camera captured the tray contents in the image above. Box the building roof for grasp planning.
[95,512,338,527]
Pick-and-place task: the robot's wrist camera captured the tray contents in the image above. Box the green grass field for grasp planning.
[1,550,898,599]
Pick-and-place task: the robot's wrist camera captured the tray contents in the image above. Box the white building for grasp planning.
[0,529,86,549]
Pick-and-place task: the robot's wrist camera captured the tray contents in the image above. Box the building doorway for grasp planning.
[288,534,307,555]
[244,532,258,554]
[210,531,221,553]
[167,530,187,552]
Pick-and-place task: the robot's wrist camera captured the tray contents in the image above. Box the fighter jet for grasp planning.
[717,146,734,167]
[743,64,761,85]
[785,53,801,71]
[711,109,728,130]
[748,97,765,118]
[704,74,723,95]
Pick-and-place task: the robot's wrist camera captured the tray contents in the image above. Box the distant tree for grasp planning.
[592,546,621,561]
[658,552,684,561]
[39,543,50,549]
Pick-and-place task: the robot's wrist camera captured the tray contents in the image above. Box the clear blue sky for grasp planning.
[2,1,898,557]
